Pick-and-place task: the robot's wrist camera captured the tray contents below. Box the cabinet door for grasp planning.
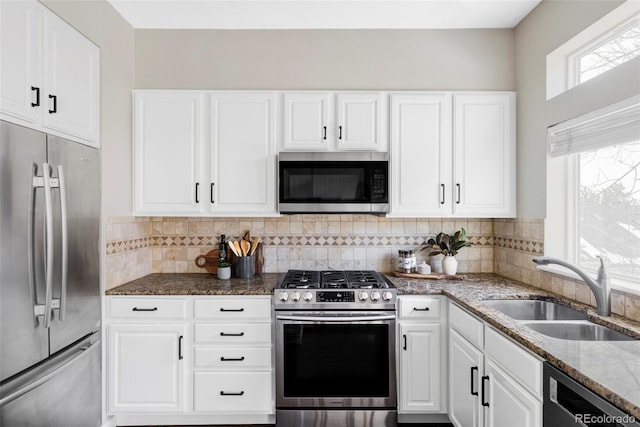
[390,94,452,216]
[398,322,443,413]
[336,92,383,151]
[0,0,41,125]
[483,359,542,427]
[282,92,331,151]
[133,92,206,215]
[210,92,277,215]
[449,329,483,427]
[42,9,100,145]
[453,93,515,217]
[108,323,186,413]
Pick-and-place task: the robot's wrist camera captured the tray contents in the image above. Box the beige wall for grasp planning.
[134,29,515,90]
[40,0,135,218]
[513,0,636,218]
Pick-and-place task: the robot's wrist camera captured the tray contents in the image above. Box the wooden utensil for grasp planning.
[240,240,250,256]
[249,236,260,256]
[233,241,243,257]
[228,241,240,257]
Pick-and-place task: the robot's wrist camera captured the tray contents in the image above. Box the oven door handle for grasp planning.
[276,315,396,322]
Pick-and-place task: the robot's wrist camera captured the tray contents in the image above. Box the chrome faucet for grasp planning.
[532,256,611,317]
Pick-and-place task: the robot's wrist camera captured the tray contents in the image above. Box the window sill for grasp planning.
[535,265,640,297]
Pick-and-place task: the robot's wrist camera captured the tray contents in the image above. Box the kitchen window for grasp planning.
[547,1,640,100]
[546,95,640,291]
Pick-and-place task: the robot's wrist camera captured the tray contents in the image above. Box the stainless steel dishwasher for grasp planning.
[544,363,639,427]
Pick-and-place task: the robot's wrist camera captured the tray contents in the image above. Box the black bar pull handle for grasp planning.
[220,307,244,312]
[481,375,490,407]
[220,356,245,362]
[220,332,245,337]
[210,183,215,204]
[132,307,158,312]
[470,366,479,396]
[456,183,461,204]
[338,125,343,140]
[48,94,57,114]
[440,184,445,205]
[413,307,430,311]
[220,391,244,396]
[31,86,40,107]
[195,182,199,203]
[323,126,327,140]
[178,335,183,360]
[402,334,407,350]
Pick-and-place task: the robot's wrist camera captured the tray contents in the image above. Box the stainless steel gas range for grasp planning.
[274,270,397,427]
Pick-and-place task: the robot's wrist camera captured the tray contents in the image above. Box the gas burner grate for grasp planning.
[281,270,321,289]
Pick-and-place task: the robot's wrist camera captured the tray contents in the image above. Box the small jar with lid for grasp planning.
[397,250,405,272]
[409,250,417,272]
[403,250,412,274]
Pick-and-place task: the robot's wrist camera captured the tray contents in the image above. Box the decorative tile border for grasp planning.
[106,237,153,255]
[493,236,544,255]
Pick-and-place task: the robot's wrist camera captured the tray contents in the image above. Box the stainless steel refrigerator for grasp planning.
[0,120,101,426]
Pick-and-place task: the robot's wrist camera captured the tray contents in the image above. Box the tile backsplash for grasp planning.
[105,215,640,323]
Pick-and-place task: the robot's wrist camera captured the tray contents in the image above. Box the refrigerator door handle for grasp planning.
[28,164,41,327]
[42,163,54,329]
[0,338,99,407]
[57,165,68,321]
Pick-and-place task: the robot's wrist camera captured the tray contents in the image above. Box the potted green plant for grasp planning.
[421,228,472,275]
[217,261,231,280]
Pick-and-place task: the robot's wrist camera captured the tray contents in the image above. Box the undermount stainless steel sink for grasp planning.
[522,321,634,341]
[483,299,588,321]
[483,299,635,341]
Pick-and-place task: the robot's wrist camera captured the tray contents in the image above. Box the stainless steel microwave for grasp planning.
[278,152,389,214]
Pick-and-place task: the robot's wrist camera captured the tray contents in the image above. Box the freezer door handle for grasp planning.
[57,165,68,321]
[28,164,40,326]
[0,338,99,407]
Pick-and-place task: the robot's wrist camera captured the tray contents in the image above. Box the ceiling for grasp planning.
[106,0,542,30]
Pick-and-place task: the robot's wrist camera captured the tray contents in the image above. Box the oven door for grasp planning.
[275,311,396,409]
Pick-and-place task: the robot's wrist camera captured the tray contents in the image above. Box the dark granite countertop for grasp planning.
[105,273,283,295]
[386,273,640,420]
[105,272,640,418]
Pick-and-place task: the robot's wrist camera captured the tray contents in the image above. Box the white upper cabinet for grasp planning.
[453,94,515,217]
[133,92,207,215]
[336,92,384,151]
[0,0,100,146]
[390,94,452,217]
[390,92,516,218]
[281,92,385,151]
[210,92,277,215]
[282,92,331,151]
[42,10,100,144]
[133,91,278,216]
[0,0,41,125]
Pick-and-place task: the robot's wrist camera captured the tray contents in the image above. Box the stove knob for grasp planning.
[278,291,289,302]
[370,291,381,301]
[302,291,313,302]
[358,291,369,301]
[291,291,301,302]
[382,291,393,301]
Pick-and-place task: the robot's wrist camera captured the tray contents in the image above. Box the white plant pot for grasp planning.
[429,254,445,273]
[442,255,458,276]
[217,266,231,280]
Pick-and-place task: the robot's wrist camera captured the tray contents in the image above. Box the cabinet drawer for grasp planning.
[194,371,272,413]
[194,297,271,321]
[398,296,442,319]
[194,347,272,369]
[194,323,271,345]
[449,303,483,348]
[108,297,187,320]
[484,326,542,397]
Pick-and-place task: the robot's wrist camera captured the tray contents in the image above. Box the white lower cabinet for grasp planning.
[397,296,447,415]
[106,295,274,425]
[448,302,542,427]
